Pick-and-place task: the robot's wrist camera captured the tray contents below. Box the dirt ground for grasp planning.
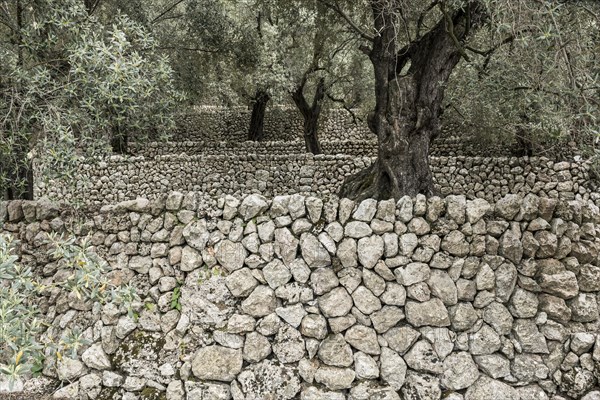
[0,394,56,400]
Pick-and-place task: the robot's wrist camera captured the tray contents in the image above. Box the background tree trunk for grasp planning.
[292,77,325,154]
[340,1,485,200]
[248,89,270,141]
[111,125,128,154]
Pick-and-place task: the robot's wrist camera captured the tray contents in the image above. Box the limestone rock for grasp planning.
[318,334,353,367]
[225,268,258,297]
[370,306,404,333]
[512,319,549,354]
[465,376,520,400]
[427,270,458,306]
[357,235,384,269]
[441,230,470,257]
[384,326,421,355]
[404,340,443,374]
[274,228,299,264]
[243,332,272,363]
[182,220,210,251]
[57,357,87,381]
[344,325,380,355]
[300,314,328,340]
[401,372,441,400]
[345,221,372,239]
[263,259,292,289]
[318,287,353,318]
[241,286,277,317]
[185,381,231,400]
[237,360,301,400]
[539,270,579,299]
[473,354,510,379]
[509,288,539,318]
[82,344,111,370]
[466,198,491,224]
[495,195,521,220]
[442,352,479,390]
[353,352,379,380]
[314,366,356,390]
[469,324,502,355]
[352,286,382,315]
[191,345,242,382]
[239,194,268,220]
[310,267,339,295]
[300,233,331,268]
[215,239,247,272]
[405,299,450,327]
[180,246,203,272]
[380,347,407,391]
[273,325,305,363]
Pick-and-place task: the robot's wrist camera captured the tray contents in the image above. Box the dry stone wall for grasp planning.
[36,155,596,206]
[170,108,584,159]
[2,193,600,399]
[174,107,371,143]
[129,140,379,158]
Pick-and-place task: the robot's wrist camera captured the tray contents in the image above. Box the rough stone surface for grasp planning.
[6,193,600,399]
[405,299,450,327]
[191,346,242,382]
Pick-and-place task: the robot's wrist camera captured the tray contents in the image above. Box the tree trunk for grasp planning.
[292,77,325,154]
[111,126,128,154]
[248,90,270,141]
[340,1,485,201]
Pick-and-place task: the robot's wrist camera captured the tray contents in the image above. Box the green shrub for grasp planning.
[0,232,139,387]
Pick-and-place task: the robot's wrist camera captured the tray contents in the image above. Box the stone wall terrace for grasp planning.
[35,154,597,206]
[2,193,600,399]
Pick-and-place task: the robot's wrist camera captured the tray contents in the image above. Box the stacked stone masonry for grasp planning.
[129,140,379,159]
[174,107,372,143]
[171,108,582,158]
[2,193,600,399]
[36,155,597,207]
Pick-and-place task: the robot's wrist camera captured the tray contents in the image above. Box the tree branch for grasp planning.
[439,1,470,62]
[416,1,439,40]
[326,92,362,125]
[154,45,221,53]
[151,0,187,24]
[318,0,374,42]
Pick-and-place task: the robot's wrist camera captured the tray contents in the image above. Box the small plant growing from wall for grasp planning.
[0,232,139,388]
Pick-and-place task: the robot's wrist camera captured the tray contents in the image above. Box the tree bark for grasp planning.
[340,1,485,201]
[111,125,128,154]
[248,89,270,141]
[292,77,325,154]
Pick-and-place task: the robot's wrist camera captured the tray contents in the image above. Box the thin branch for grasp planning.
[153,45,221,53]
[151,0,187,25]
[317,0,374,42]
[326,92,362,125]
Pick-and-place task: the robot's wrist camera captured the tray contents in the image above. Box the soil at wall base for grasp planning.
[0,394,60,399]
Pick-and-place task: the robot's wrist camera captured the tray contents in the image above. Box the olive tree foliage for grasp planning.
[0,0,181,200]
[446,1,600,156]
[0,232,139,386]
[322,0,600,200]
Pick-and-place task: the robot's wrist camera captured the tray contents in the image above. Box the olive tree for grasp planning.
[324,0,600,200]
[0,0,181,200]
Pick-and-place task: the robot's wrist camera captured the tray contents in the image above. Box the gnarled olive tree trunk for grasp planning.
[340,1,485,200]
[248,89,270,141]
[292,77,326,154]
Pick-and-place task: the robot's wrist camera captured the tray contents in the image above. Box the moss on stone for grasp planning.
[140,386,166,400]
[111,329,166,367]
